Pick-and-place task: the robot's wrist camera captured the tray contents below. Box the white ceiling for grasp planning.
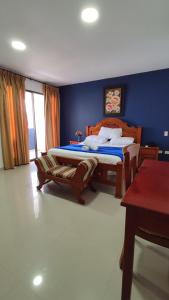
[0,0,169,86]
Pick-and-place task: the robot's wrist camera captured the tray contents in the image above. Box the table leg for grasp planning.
[121,208,136,300]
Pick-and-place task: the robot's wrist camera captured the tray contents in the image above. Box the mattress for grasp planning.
[48,144,140,165]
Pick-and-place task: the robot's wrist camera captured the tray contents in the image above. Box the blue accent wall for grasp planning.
[60,69,169,160]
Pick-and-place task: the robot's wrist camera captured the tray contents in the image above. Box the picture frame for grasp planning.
[104,87,123,115]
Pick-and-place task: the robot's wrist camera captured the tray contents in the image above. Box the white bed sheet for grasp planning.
[48,144,140,165]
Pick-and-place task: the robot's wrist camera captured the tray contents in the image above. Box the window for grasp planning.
[25,91,45,160]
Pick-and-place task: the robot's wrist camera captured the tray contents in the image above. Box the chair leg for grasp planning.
[37,173,46,190]
[37,183,43,190]
[115,164,123,198]
[78,196,85,205]
[89,182,96,192]
[72,187,85,205]
[119,245,124,270]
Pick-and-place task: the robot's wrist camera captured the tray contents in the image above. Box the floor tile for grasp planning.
[0,163,168,300]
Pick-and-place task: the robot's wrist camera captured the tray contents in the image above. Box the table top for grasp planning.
[122,160,169,216]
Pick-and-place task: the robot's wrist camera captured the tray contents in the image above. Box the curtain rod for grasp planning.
[0,66,58,87]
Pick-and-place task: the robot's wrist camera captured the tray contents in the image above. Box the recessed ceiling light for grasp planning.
[11,40,26,51]
[81,7,99,23]
[33,275,43,286]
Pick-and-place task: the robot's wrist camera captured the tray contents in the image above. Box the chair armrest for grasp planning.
[35,155,58,174]
[73,164,88,183]
[35,159,46,175]
[73,157,99,183]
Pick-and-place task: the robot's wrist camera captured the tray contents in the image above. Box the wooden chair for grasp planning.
[35,154,98,205]
[124,151,138,192]
[120,157,169,269]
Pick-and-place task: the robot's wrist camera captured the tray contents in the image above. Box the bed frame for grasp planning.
[86,118,142,198]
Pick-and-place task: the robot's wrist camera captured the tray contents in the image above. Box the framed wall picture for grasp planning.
[104,87,123,115]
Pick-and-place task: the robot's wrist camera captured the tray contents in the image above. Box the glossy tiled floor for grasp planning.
[0,163,168,300]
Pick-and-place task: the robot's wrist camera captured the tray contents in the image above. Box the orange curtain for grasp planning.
[44,84,60,150]
[0,70,29,169]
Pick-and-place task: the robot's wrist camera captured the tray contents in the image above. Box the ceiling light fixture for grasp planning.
[11,40,26,51]
[81,7,99,23]
[33,275,43,287]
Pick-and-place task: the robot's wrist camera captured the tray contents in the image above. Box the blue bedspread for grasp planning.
[57,145,124,160]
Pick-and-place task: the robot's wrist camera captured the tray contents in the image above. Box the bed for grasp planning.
[48,118,142,198]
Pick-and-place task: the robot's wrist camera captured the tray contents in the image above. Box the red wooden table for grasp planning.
[121,159,169,300]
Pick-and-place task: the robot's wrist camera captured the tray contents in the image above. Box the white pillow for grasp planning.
[84,135,107,146]
[98,127,122,139]
[110,137,134,146]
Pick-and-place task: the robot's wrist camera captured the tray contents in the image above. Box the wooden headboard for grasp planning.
[86,118,142,144]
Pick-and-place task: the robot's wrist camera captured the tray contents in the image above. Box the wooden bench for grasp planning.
[35,154,98,205]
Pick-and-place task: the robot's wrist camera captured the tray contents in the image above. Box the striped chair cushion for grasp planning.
[38,155,58,172]
[79,157,99,181]
[47,165,77,179]
[51,155,60,165]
